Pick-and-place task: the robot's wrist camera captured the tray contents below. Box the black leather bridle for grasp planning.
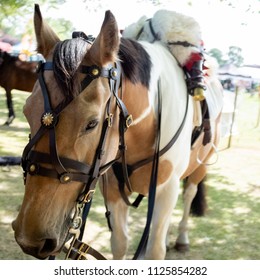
[21,39,132,204]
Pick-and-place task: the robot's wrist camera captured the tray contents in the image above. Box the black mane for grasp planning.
[52,37,151,98]
[119,38,151,88]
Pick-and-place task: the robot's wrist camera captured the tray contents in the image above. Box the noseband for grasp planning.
[21,35,132,204]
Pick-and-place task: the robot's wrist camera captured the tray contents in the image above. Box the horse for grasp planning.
[12,5,223,260]
[0,50,37,125]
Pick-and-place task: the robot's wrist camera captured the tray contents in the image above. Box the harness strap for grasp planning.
[67,239,106,260]
[148,19,159,42]
[133,78,162,259]
[112,162,144,208]
[191,100,212,146]
[112,78,190,208]
[168,40,198,48]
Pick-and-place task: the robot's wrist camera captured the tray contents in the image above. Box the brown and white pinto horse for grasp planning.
[12,5,223,260]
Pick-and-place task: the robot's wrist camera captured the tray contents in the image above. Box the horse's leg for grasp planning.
[100,172,130,260]
[145,175,180,259]
[175,164,207,252]
[5,89,15,125]
[107,198,129,259]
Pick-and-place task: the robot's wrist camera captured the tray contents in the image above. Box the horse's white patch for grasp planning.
[131,105,152,126]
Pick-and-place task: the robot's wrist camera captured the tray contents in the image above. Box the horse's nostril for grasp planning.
[15,237,58,259]
[40,238,57,255]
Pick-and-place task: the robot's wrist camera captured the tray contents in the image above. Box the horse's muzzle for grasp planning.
[12,220,59,259]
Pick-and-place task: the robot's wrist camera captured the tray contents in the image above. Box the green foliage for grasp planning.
[208,46,244,67]
[0,0,70,40]
[228,46,244,67]
[208,48,227,67]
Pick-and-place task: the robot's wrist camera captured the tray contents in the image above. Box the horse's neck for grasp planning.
[123,42,193,163]
[122,80,156,164]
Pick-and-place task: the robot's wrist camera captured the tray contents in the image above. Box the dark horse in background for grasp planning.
[0,51,37,125]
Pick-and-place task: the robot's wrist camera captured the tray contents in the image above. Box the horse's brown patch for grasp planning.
[103,159,173,203]
[130,159,173,195]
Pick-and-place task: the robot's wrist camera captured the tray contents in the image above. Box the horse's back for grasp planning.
[0,52,37,92]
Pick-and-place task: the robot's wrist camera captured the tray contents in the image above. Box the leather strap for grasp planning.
[112,78,189,208]
[133,78,162,259]
[67,239,106,260]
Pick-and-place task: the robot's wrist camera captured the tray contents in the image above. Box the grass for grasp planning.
[0,88,259,260]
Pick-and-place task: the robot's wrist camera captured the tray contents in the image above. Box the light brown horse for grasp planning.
[12,5,223,260]
[0,51,37,125]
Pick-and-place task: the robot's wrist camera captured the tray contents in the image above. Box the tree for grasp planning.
[208,48,227,67]
[0,0,71,40]
[227,46,244,67]
[208,46,244,67]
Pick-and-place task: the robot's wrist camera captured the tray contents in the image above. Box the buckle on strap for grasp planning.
[106,113,114,127]
[66,238,107,260]
[77,243,90,260]
[126,114,133,128]
[83,189,95,203]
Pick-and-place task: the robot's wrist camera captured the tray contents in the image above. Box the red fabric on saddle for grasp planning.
[185,52,202,71]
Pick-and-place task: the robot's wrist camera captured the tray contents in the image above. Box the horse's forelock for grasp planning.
[53,38,88,98]
[52,37,151,99]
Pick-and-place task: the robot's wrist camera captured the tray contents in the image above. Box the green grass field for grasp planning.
[0,88,259,260]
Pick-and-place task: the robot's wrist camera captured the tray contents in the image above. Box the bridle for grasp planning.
[21,34,132,210]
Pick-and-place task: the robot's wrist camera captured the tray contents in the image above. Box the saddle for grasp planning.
[122,9,213,147]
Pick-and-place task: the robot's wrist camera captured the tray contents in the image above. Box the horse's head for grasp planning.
[12,5,122,259]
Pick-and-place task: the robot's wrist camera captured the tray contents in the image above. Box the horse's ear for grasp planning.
[34,4,60,57]
[88,10,119,65]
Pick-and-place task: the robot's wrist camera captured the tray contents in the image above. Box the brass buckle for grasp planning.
[65,228,79,260]
[77,243,90,260]
[126,114,133,128]
[83,190,95,203]
[106,113,113,127]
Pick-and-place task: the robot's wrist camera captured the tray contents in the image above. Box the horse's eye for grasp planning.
[85,119,98,131]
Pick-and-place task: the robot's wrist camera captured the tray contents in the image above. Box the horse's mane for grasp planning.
[119,38,151,88]
[0,51,18,63]
[52,37,151,99]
